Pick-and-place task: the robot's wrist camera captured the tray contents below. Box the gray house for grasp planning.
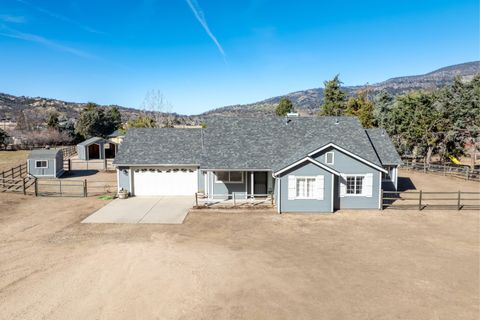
[77,137,117,160]
[27,149,64,178]
[113,116,402,213]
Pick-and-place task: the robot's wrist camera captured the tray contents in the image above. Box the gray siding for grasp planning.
[77,141,105,160]
[198,171,205,193]
[55,151,64,175]
[117,167,131,192]
[312,147,381,209]
[77,145,86,160]
[277,162,333,213]
[28,159,56,177]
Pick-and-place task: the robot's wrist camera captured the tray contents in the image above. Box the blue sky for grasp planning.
[0,0,478,115]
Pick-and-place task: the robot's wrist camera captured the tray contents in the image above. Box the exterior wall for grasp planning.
[117,167,131,193]
[312,146,381,209]
[27,158,56,177]
[198,171,205,193]
[277,162,333,213]
[203,171,272,200]
[381,165,398,191]
[55,151,64,176]
[77,145,86,160]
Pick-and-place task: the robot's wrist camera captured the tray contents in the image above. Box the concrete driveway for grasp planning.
[82,196,193,224]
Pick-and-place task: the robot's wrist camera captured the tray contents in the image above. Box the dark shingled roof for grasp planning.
[114,116,401,170]
[365,128,403,165]
[77,137,105,146]
[114,128,203,165]
[28,148,62,159]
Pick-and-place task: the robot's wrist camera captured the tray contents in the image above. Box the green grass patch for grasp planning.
[97,195,114,200]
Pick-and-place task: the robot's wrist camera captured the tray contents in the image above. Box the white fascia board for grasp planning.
[113,163,200,167]
[274,157,340,176]
[307,143,388,173]
[200,169,271,172]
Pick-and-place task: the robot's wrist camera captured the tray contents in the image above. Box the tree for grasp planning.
[106,107,122,133]
[373,90,394,128]
[15,110,28,131]
[122,116,157,132]
[319,75,347,116]
[345,89,375,128]
[46,112,59,129]
[275,97,294,116]
[141,90,175,127]
[75,103,122,139]
[0,128,9,149]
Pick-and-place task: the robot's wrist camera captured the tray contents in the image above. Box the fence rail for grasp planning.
[35,179,116,197]
[382,190,480,210]
[0,163,27,180]
[63,159,115,171]
[60,145,77,159]
[402,161,480,181]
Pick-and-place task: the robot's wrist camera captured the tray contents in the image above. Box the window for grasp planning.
[215,171,243,183]
[346,176,364,195]
[325,152,334,165]
[295,177,316,199]
[35,160,48,168]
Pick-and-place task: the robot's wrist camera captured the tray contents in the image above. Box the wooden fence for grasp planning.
[382,190,480,210]
[402,161,480,181]
[63,159,115,171]
[0,163,36,195]
[60,145,77,159]
[35,179,117,197]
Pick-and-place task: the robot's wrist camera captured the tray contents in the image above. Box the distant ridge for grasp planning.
[0,61,478,121]
[202,61,480,116]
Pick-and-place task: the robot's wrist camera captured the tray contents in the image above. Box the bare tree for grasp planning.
[141,90,176,128]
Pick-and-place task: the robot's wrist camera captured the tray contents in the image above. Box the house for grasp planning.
[77,137,117,160]
[27,148,64,178]
[113,116,402,213]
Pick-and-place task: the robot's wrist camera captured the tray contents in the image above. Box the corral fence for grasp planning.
[0,163,36,195]
[382,190,480,211]
[63,158,115,171]
[194,192,274,208]
[402,161,480,182]
[60,145,77,158]
[35,179,117,197]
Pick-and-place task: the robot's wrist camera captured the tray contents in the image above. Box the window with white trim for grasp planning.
[325,152,334,165]
[35,160,48,168]
[295,177,316,199]
[346,176,364,195]
[215,171,243,183]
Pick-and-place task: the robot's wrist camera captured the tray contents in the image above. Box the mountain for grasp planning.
[202,61,480,116]
[0,61,478,124]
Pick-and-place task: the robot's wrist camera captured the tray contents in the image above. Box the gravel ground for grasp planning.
[0,170,478,320]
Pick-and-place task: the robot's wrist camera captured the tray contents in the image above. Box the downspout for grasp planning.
[272,172,281,214]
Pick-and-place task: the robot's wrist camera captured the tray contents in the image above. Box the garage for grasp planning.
[133,167,198,196]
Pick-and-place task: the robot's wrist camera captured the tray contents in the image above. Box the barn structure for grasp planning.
[77,137,117,160]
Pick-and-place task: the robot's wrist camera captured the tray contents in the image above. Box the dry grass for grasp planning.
[0,171,478,320]
[0,150,29,172]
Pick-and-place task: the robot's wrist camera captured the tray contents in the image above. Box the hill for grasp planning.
[202,61,480,116]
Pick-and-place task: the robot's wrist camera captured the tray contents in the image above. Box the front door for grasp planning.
[254,172,267,195]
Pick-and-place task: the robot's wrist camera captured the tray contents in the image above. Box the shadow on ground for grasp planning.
[397,177,416,191]
[61,170,99,178]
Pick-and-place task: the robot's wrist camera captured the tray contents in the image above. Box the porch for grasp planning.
[201,170,275,201]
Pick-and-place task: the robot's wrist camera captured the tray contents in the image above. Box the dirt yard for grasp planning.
[0,171,479,320]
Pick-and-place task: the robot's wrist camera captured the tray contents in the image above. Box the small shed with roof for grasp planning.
[27,148,64,178]
[77,137,117,160]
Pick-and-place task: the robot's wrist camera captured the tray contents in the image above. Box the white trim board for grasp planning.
[307,143,388,173]
[274,157,341,176]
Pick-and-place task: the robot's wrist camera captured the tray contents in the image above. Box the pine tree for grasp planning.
[275,97,294,116]
[319,75,347,116]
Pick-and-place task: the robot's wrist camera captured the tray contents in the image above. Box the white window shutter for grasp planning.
[364,173,373,197]
[288,175,296,200]
[316,175,324,200]
[339,174,346,197]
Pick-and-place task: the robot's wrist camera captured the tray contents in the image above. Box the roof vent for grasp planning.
[334,118,339,125]
[286,112,299,117]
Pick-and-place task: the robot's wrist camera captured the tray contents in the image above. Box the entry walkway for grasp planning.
[82,196,193,224]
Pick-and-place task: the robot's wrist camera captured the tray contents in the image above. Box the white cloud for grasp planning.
[0,24,94,59]
[0,15,27,24]
[185,0,226,61]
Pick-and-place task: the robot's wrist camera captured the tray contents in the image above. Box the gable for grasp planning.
[310,145,387,173]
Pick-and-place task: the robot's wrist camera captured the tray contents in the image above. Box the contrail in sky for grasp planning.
[15,0,104,34]
[185,0,226,61]
[0,24,94,59]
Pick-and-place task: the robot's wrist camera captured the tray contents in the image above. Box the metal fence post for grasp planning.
[83,179,88,197]
[34,179,38,196]
[195,192,198,207]
[418,190,423,211]
[457,191,461,210]
[233,192,236,206]
[22,178,26,195]
[380,189,384,210]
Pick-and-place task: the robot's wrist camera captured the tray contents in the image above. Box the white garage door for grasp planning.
[133,167,198,196]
